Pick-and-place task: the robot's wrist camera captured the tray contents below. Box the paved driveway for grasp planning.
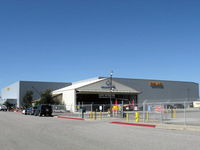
[0,112,200,150]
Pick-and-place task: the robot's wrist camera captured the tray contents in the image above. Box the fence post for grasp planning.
[95,109,97,120]
[146,112,149,121]
[143,101,145,123]
[121,101,124,118]
[93,112,95,120]
[160,103,163,124]
[184,101,186,126]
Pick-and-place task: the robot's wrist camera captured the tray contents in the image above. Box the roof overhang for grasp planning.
[76,89,141,94]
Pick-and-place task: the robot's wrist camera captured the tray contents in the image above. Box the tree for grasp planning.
[40,89,58,104]
[23,90,33,108]
[3,101,14,109]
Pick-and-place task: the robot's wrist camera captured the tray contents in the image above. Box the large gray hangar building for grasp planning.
[112,77,199,103]
[1,77,199,109]
[52,77,199,111]
[1,81,71,107]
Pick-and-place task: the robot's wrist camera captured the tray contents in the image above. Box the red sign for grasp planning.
[155,105,164,112]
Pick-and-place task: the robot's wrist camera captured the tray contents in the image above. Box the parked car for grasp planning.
[165,104,174,109]
[34,104,52,117]
[31,106,37,115]
[0,105,7,111]
[22,109,25,114]
[22,108,28,115]
[26,107,32,115]
[27,107,37,115]
[173,104,184,109]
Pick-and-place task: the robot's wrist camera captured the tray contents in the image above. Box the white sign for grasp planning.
[99,93,115,98]
[99,106,102,111]
[193,101,200,108]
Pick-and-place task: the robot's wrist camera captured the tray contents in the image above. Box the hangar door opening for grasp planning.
[76,92,138,105]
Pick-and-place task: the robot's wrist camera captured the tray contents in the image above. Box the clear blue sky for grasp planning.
[0,0,200,89]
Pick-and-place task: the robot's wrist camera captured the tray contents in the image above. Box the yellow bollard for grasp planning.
[135,112,139,123]
[146,112,149,121]
[126,113,129,122]
[100,112,102,120]
[89,112,93,120]
[92,112,94,120]
[173,109,176,118]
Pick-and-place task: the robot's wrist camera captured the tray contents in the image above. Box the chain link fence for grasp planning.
[62,103,143,120]
[143,101,200,126]
[54,100,200,126]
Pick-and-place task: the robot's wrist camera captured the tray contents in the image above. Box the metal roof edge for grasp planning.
[99,77,199,85]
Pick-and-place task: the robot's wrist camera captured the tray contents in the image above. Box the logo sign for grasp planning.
[106,80,110,86]
[149,82,163,86]
[101,80,116,89]
[149,82,164,88]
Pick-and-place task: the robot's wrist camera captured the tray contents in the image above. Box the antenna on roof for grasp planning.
[110,70,114,76]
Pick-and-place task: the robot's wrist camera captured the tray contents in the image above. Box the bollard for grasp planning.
[126,112,129,122]
[92,112,95,120]
[91,112,94,120]
[173,109,176,118]
[171,109,176,118]
[135,112,140,123]
[90,112,93,120]
[146,112,149,121]
[100,112,102,120]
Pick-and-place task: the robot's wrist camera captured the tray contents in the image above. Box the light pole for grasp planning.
[109,71,113,110]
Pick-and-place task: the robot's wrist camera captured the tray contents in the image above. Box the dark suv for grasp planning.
[34,104,52,117]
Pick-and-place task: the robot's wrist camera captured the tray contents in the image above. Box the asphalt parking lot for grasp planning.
[0,112,200,150]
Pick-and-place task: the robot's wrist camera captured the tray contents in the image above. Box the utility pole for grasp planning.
[109,71,113,113]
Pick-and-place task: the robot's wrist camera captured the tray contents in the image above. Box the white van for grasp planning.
[0,105,7,111]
